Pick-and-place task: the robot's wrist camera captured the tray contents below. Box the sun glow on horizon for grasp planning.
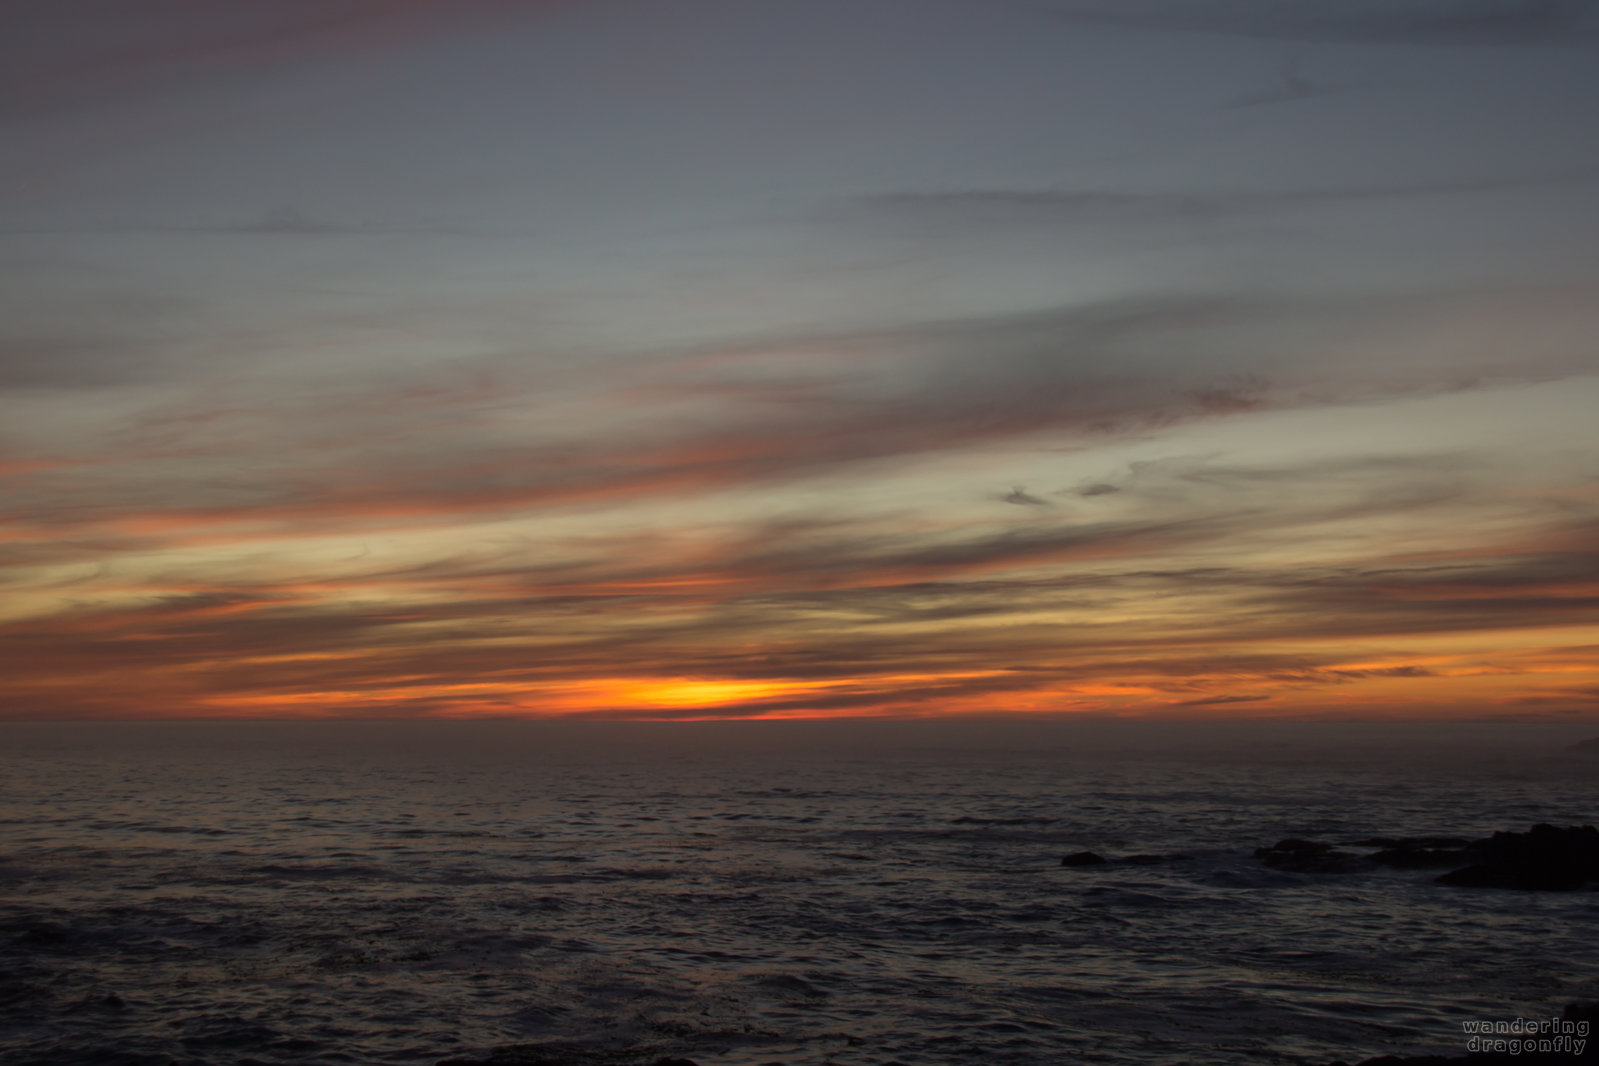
[2,5,1597,723]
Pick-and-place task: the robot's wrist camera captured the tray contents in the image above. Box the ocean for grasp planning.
[2,720,1596,1066]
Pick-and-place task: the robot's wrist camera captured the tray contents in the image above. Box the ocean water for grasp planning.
[2,720,1597,1066]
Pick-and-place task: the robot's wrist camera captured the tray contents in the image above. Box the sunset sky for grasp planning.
[2,0,1597,720]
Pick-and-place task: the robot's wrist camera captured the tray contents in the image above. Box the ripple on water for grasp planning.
[1,728,1597,1066]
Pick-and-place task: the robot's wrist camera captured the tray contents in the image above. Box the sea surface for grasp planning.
[2,719,1597,1066]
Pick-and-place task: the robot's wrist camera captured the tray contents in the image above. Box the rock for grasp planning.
[1061,851,1108,867]
[14,921,77,947]
[1435,824,1599,891]
[1335,837,1473,868]
[1569,737,1599,755]
[1257,824,1599,888]
[1370,840,1474,869]
[1255,838,1369,874]
[1345,837,1471,851]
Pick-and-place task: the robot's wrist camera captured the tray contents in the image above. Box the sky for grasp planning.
[1,0,1597,721]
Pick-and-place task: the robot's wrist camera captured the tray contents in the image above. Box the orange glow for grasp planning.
[602,678,804,708]
[5,437,1598,722]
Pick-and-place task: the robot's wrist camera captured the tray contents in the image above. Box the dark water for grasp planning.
[2,720,1597,1066]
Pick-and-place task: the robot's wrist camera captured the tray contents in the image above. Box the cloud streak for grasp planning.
[1,0,553,115]
[2,444,1595,719]
[848,174,1599,235]
[1028,0,1599,48]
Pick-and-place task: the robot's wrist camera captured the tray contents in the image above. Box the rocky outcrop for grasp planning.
[1061,850,1107,867]
[1253,825,1599,890]
[1255,838,1369,874]
[1361,838,1473,869]
[1435,824,1599,891]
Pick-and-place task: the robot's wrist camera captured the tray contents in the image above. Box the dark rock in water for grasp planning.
[437,1046,698,1066]
[754,972,829,999]
[1435,823,1599,891]
[14,921,75,946]
[1373,848,1465,870]
[1255,838,1369,874]
[1061,851,1107,867]
[1320,1000,1597,1064]
[1569,737,1599,755]
[1257,827,1599,887]
[1371,841,1474,869]
[1333,836,1472,868]
[1345,837,1471,851]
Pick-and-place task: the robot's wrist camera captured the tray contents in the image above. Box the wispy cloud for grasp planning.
[848,174,1599,235]
[1026,0,1599,48]
[3,281,1592,552]
[1002,487,1051,507]
[2,443,1594,718]
[1,0,550,115]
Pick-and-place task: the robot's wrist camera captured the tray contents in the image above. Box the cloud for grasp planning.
[0,261,200,390]
[0,337,157,389]
[1514,684,1599,706]
[0,0,551,115]
[2,0,1595,724]
[1002,486,1050,507]
[0,212,540,239]
[3,447,1594,720]
[3,282,1589,561]
[0,292,1293,527]
[1026,0,1599,48]
[1331,666,1436,678]
[1226,61,1339,109]
[847,174,1599,237]
[1175,694,1271,707]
